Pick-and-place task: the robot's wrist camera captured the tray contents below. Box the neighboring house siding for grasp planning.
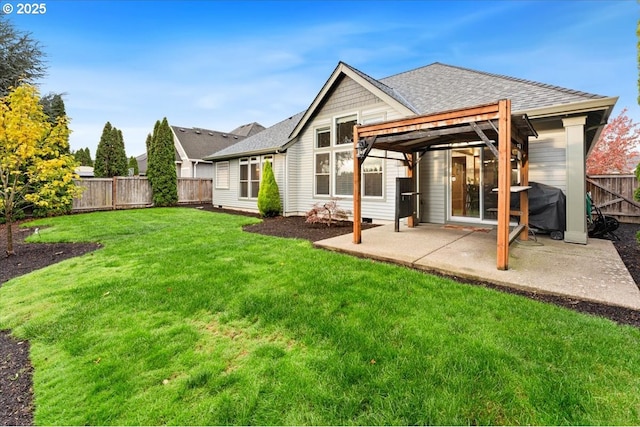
[194,162,214,178]
[419,150,447,224]
[179,162,191,178]
[528,127,567,192]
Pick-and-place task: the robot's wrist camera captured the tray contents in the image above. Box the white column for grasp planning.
[562,116,588,244]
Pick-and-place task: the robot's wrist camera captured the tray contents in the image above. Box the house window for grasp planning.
[336,115,356,145]
[315,153,330,195]
[316,127,330,148]
[239,157,261,198]
[250,157,260,198]
[216,161,230,189]
[239,158,249,198]
[312,113,383,199]
[335,150,353,196]
[239,156,273,199]
[363,156,383,197]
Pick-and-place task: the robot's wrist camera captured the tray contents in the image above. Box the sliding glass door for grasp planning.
[450,147,518,222]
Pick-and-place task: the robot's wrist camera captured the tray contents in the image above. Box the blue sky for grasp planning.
[4,0,638,157]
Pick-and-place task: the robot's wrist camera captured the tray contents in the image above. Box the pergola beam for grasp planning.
[470,121,500,158]
[358,104,501,138]
[353,100,532,270]
[374,121,497,144]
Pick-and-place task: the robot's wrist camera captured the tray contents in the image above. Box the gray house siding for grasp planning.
[212,154,286,212]
[320,75,384,115]
[418,150,446,224]
[528,127,567,192]
[284,76,409,221]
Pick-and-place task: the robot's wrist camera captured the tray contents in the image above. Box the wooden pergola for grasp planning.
[352,99,538,270]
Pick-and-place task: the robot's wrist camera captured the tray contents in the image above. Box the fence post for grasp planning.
[112,176,117,210]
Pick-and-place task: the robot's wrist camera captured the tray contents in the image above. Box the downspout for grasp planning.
[276,148,287,216]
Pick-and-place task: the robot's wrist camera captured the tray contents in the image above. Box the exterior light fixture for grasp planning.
[356,139,367,158]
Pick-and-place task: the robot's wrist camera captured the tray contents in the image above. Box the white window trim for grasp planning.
[314,152,331,197]
[333,148,354,197]
[315,126,331,150]
[334,113,358,147]
[362,151,385,199]
[311,112,387,200]
[239,155,274,200]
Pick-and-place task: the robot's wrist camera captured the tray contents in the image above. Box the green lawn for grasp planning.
[1,208,639,425]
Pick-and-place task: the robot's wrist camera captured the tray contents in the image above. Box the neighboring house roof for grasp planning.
[75,166,94,178]
[207,61,617,160]
[205,112,305,160]
[172,126,245,161]
[229,122,266,137]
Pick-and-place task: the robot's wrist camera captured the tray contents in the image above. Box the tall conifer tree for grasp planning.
[147,118,177,206]
[94,122,128,177]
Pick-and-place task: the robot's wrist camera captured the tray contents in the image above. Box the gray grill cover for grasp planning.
[512,182,566,232]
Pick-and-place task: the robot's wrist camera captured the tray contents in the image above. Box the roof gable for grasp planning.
[172,126,245,160]
[229,122,266,137]
[288,62,417,140]
[206,111,305,160]
[206,61,616,160]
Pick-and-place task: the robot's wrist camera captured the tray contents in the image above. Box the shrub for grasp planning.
[257,161,281,217]
[305,199,351,227]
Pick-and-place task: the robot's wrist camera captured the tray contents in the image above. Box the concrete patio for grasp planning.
[314,222,640,310]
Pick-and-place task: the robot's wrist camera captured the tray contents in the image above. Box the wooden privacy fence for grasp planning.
[586,174,640,224]
[72,177,212,212]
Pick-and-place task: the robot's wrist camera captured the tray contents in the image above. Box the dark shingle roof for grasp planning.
[229,122,266,137]
[206,112,305,160]
[172,126,245,160]
[380,62,607,114]
[341,61,418,113]
[207,62,611,160]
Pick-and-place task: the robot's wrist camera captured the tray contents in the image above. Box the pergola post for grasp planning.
[406,153,415,227]
[496,99,512,270]
[519,139,529,241]
[353,125,362,244]
[350,101,535,268]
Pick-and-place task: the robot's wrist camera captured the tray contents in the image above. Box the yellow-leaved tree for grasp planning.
[0,84,81,255]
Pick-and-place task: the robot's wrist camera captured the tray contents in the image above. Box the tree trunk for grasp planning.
[5,210,15,256]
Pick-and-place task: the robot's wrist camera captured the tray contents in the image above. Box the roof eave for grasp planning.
[516,96,618,119]
[288,62,417,141]
[205,147,285,161]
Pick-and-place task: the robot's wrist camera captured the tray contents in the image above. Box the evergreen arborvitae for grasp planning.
[73,147,93,166]
[147,118,177,206]
[257,160,281,217]
[85,147,94,167]
[128,156,139,175]
[146,121,161,182]
[114,128,128,175]
[94,122,128,177]
[94,122,112,177]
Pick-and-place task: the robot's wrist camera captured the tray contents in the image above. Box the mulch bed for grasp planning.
[0,207,638,425]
